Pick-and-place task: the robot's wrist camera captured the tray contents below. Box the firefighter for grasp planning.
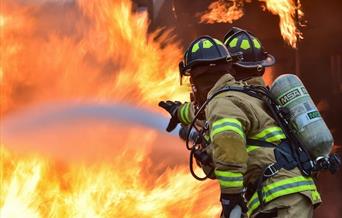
[159,29,321,218]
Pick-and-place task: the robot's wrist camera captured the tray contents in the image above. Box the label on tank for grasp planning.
[294,109,322,131]
[277,86,309,106]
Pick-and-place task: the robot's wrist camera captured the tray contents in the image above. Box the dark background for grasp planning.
[134,0,342,217]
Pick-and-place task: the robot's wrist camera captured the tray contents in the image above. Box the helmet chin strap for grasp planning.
[233,64,265,81]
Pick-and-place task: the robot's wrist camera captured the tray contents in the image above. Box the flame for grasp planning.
[0,0,189,116]
[0,142,220,217]
[0,118,221,217]
[199,0,303,48]
[260,0,303,48]
[262,67,275,86]
[199,0,247,24]
[0,0,222,217]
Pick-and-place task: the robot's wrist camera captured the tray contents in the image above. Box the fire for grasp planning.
[199,0,303,48]
[0,0,221,217]
[0,0,189,116]
[0,116,221,217]
[260,0,303,48]
[0,143,220,217]
[199,0,248,24]
[262,67,275,86]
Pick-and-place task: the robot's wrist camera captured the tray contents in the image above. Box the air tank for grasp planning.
[270,74,333,158]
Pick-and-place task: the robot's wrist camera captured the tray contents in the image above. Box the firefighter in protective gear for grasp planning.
[159,30,321,218]
[220,27,321,218]
[161,36,248,216]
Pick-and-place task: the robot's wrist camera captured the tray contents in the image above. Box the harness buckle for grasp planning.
[264,163,279,178]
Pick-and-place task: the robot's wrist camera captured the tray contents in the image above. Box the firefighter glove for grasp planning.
[220,193,247,218]
[158,100,182,132]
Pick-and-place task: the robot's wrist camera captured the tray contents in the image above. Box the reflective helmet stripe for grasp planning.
[183,36,230,71]
[223,27,275,68]
[191,43,200,53]
[240,39,251,50]
[227,37,238,47]
[191,39,217,53]
[253,38,261,49]
[203,40,213,48]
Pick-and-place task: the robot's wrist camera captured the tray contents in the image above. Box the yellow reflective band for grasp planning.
[240,39,250,50]
[253,38,261,49]
[203,40,213,48]
[215,170,242,177]
[247,176,316,206]
[215,170,244,188]
[179,104,186,124]
[265,134,286,142]
[211,118,244,140]
[251,126,286,142]
[179,103,191,124]
[191,43,200,53]
[184,103,191,124]
[252,126,282,138]
[263,176,315,194]
[247,145,259,153]
[248,185,317,216]
[227,37,238,47]
[247,176,317,216]
[247,194,261,217]
[264,182,315,202]
[213,118,242,128]
[311,190,321,201]
[219,180,244,188]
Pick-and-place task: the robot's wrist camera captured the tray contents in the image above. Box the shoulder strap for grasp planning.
[246,139,276,148]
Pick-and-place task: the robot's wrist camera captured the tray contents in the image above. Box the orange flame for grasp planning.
[0,149,220,217]
[0,0,189,116]
[0,124,220,217]
[199,0,303,48]
[0,0,222,217]
[262,67,275,86]
[260,0,303,48]
[199,0,247,24]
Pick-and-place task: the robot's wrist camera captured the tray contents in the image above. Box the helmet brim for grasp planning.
[183,56,231,75]
[233,54,275,68]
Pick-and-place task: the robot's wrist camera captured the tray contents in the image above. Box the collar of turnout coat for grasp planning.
[208,74,265,97]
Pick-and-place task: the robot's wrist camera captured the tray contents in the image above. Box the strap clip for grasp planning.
[264,163,279,178]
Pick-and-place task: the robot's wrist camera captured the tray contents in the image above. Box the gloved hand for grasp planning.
[220,193,247,218]
[158,100,181,132]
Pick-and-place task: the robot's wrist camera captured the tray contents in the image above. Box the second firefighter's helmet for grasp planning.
[179,36,232,76]
[223,27,275,70]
